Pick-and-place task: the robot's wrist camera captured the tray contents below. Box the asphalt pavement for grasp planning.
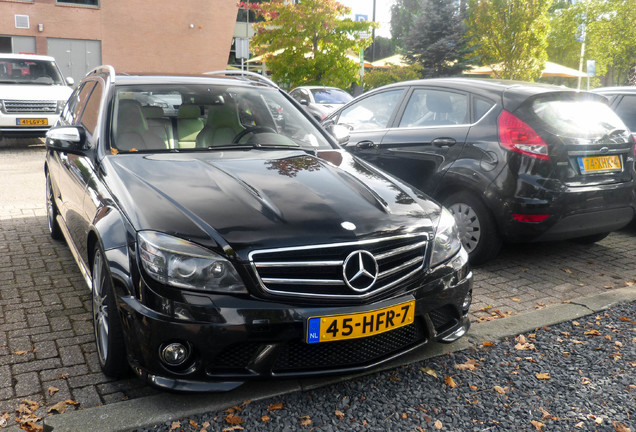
[1,141,635,432]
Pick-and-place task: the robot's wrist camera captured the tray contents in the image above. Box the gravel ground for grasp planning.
[132,301,635,432]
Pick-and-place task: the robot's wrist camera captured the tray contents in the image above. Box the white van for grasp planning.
[0,53,73,138]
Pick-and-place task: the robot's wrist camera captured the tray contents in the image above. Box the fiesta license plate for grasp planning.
[307,300,416,344]
[16,118,48,126]
[577,155,621,174]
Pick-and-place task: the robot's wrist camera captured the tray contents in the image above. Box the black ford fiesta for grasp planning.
[44,67,472,392]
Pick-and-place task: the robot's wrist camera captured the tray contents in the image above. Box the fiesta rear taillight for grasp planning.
[498,110,549,160]
[512,214,550,223]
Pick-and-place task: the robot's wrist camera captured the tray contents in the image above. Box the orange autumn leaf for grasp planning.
[299,416,312,426]
[261,415,270,423]
[482,341,496,347]
[335,410,345,420]
[536,372,550,380]
[455,358,480,371]
[445,376,457,388]
[531,420,545,430]
[225,413,243,425]
[267,402,284,412]
[48,387,59,397]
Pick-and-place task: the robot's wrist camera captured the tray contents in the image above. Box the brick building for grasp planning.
[0,0,238,82]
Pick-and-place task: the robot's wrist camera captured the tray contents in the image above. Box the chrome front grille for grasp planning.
[249,234,429,300]
[2,100,57,114]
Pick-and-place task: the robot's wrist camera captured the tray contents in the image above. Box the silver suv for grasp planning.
[0,53,73,138]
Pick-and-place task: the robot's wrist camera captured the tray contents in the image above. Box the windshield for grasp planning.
[0,59,65,85]
[311,88,353,104]
[111,84,334,153]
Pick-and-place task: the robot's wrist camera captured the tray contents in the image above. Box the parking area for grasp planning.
[1,142,635,427]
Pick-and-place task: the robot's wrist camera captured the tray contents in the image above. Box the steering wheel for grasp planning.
[232,126,277,144]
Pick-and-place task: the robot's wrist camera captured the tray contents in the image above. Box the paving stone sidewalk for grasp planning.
[1,143,635,428]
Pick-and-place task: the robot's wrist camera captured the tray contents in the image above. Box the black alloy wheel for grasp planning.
[46,172,62,240]
[92,245,128,377]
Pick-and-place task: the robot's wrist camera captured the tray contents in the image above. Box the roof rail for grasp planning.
[203,70,278,89]
[85,65,116,83]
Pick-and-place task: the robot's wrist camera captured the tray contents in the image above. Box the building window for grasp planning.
[57,0,99,6]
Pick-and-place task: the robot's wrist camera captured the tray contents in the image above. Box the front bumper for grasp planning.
[0,113,60,137]
[116,250,472,392]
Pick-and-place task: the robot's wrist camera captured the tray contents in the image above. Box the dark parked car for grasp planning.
[44,67,472,392]
[324,78,636,264]
[289,86,353,121]
[592,87,636,137]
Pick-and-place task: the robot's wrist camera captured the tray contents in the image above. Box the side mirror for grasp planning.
[66,77,75,86]
[45,126,87,154]
[299,99,309,106]
[325,124,350,145]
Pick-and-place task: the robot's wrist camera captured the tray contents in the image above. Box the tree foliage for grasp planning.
[250,0,375,89]
[546,0,636,86]
[390,0,423,49]
[465,0,552,81]
[364,64,423,90]
[403,0,468,77]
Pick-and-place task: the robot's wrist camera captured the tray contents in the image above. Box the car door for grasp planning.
[333,87,407,165]
[55,78,104,260]
[374,87,471,195]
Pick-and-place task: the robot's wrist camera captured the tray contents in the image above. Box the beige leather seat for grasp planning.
[176,104,204,148]
[142,106,174,148]
[196,99,243,147]
[114,99,166,151]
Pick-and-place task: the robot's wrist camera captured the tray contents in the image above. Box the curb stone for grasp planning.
[39,285,636,432]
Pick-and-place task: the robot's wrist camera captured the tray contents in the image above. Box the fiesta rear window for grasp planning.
[531,97,626,138]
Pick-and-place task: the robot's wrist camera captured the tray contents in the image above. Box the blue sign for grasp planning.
[355,14,368,22]
[307,318,321,344]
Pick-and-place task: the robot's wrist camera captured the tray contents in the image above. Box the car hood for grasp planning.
[103,149,439,258]
[0,83,72,100]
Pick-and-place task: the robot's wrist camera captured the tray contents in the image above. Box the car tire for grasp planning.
[92,245,128,378]
[444,191,502,265]
[46,172,63,240]
[572,232,610,244]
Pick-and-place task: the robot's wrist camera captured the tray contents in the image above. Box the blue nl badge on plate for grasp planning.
[307,317,321,344]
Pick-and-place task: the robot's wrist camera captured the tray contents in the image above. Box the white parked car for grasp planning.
[0,53,73,138]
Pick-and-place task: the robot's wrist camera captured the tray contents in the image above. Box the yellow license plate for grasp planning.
[307,300,415,344]
[17,118,48,126]
[578,155,621,173]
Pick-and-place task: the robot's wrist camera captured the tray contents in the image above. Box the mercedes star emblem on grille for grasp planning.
[343,250,379,292]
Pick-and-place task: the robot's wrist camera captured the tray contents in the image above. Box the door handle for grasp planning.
[431,137,456,147]
[355,140,377,150]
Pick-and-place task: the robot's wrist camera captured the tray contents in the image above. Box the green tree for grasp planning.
[364,64,423,90]
[390,0,423,49]
[250,0,375,89]
[466,0,552,81]
[546,0,636,86]
[403,0,468,77]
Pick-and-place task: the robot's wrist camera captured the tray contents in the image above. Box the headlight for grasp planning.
[430,208,462,267]
[138,231,247,294]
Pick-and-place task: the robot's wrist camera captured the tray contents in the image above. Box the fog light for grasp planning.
[161,342,189,366]
[462,290,472,312]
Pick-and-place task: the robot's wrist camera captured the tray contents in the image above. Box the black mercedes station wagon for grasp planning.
[44,67,472,392]
[325,78,636,264]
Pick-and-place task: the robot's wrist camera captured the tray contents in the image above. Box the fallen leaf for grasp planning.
[531,420,545,430]
[575,421,584,428]
[299,416,312,426]
[15,350,29,355]
[335,410,345,420]
[573,321,580,326]
[401,413,408,419]
[562,268,572,274]
[482,341,496,347]
[189,419,198,428]
[434,419,443,430]
[536,373,550,380]
[612,421,632,432]
[493,385,508,394]
[581,377,591,385]
[470,385,478,390]
[421,367,438,378]
[168,421,180,432]
[455,358,480,371]
[18,421,43,432]
[48,387,59,397]
[47,400,77,414]
[225,413,242,425]
[0,413,9,427]
[584,330,601,336]
[511,297,521,302]
[604,285,614,289]
[267,403,284,412]
[261,415,270,423]
[445,376,457,388]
